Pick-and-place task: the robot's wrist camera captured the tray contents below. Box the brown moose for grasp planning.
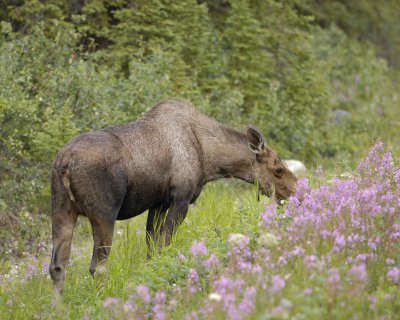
[49,98,298,294]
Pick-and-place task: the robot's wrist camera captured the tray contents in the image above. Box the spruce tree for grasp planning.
[223,0,274,115]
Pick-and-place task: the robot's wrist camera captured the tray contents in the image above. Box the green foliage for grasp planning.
[0,182,264,319]
[0,0,400,259]
[311,25,400,162]
[298,0,400,67]
[248,0,330,160]
[31,106,79,161]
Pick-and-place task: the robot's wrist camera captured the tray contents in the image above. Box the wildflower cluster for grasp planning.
[103,285,172,320]
[1,255,50,286]
[102,142,400,319]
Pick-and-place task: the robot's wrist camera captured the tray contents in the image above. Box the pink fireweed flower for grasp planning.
[185,311,199,320]
[270,275,285,294]
[395,168,400,185]
[386,259,395,266]
[380,151,394,175]
[190,241,208,257]
[178,252,186,261]
[213,276,245,295]
[187,268,200,294]
[212,276,244,320]
[136,284,151,303]
[389,224,400,242]
[327,268,340,292]
[152,291,166,320]
[239,286,256,315]
[320,230,331,239]
[277,255,287,266]
[26,255,38,280]
[387,267,400,284]
[296,178,309,198]
[348,264,367,283]
[260,204,278,228]
[358,141,383,174]
[41,260,49,275]
[202,253,219,272]
[304,255,318,270]
[227,233,251,267]
[270,306,284,315]
[291,246,305,257]
[303,288,313,295]
[123,301,134,313]
[103,297,121,308]
[333,233,346,252]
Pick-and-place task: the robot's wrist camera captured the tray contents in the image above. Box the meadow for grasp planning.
[1,142,399,319]
[1,1,400,319]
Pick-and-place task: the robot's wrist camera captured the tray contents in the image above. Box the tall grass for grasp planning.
[0,182,263,319]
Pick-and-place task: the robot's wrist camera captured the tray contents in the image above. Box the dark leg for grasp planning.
[160,192,191,247]
[146,205,167,259]
[49,203,78,295]
[89,216,115,276]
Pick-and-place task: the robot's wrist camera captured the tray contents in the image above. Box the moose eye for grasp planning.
[275,168,284,177]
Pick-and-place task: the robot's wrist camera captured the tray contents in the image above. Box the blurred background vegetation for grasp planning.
[0,0,399,257]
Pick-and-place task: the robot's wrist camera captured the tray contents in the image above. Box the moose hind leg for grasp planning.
[49,206,78,295]
[89,216,115,276]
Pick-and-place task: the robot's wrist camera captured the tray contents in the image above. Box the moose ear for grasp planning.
[246,125,266,155]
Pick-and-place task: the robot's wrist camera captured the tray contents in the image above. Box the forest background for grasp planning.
[0,0,400,257]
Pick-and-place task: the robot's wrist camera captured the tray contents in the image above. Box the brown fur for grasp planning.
[49,98,298,293]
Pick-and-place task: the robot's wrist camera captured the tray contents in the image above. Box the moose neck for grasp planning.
[201,126,256,183]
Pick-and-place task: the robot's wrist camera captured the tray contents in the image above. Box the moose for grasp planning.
[49,98,298,294]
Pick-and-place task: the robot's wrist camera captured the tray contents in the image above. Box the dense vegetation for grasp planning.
[1,143,400,319]
[1,1,400,312]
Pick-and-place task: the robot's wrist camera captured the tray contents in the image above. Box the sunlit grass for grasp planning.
[0,181,264,319]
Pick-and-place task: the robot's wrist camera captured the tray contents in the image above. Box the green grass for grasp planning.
[0,181,265,319]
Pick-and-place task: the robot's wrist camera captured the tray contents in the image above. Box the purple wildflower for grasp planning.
[260,204,277,228]
[178,252,186,261]
[185,311,199,320]
[386,259,395,266]
[190,241,208,257]
[239,286,256,315]
[41,260,49,275]
[270,306,284,315]
[202,253,219,272]
[348,264,367,283]
[387,267,400,284]
[333,233,346,252]
[6,300,12,306]
[303,288,312,295]
[304,255,318,270]
[123,301,134,313]
[152,291,166,320]
[327,268,340,292]
[136,284,151,303]
[187,268,200,294]
[103,297,121,308]
[270,275,285,294]
[277,255,287,266]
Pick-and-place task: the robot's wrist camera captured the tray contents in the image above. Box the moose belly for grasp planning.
[116,183,170,220]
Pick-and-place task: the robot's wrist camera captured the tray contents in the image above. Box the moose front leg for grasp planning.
[146,205,168,259]
[160,196,190,247]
